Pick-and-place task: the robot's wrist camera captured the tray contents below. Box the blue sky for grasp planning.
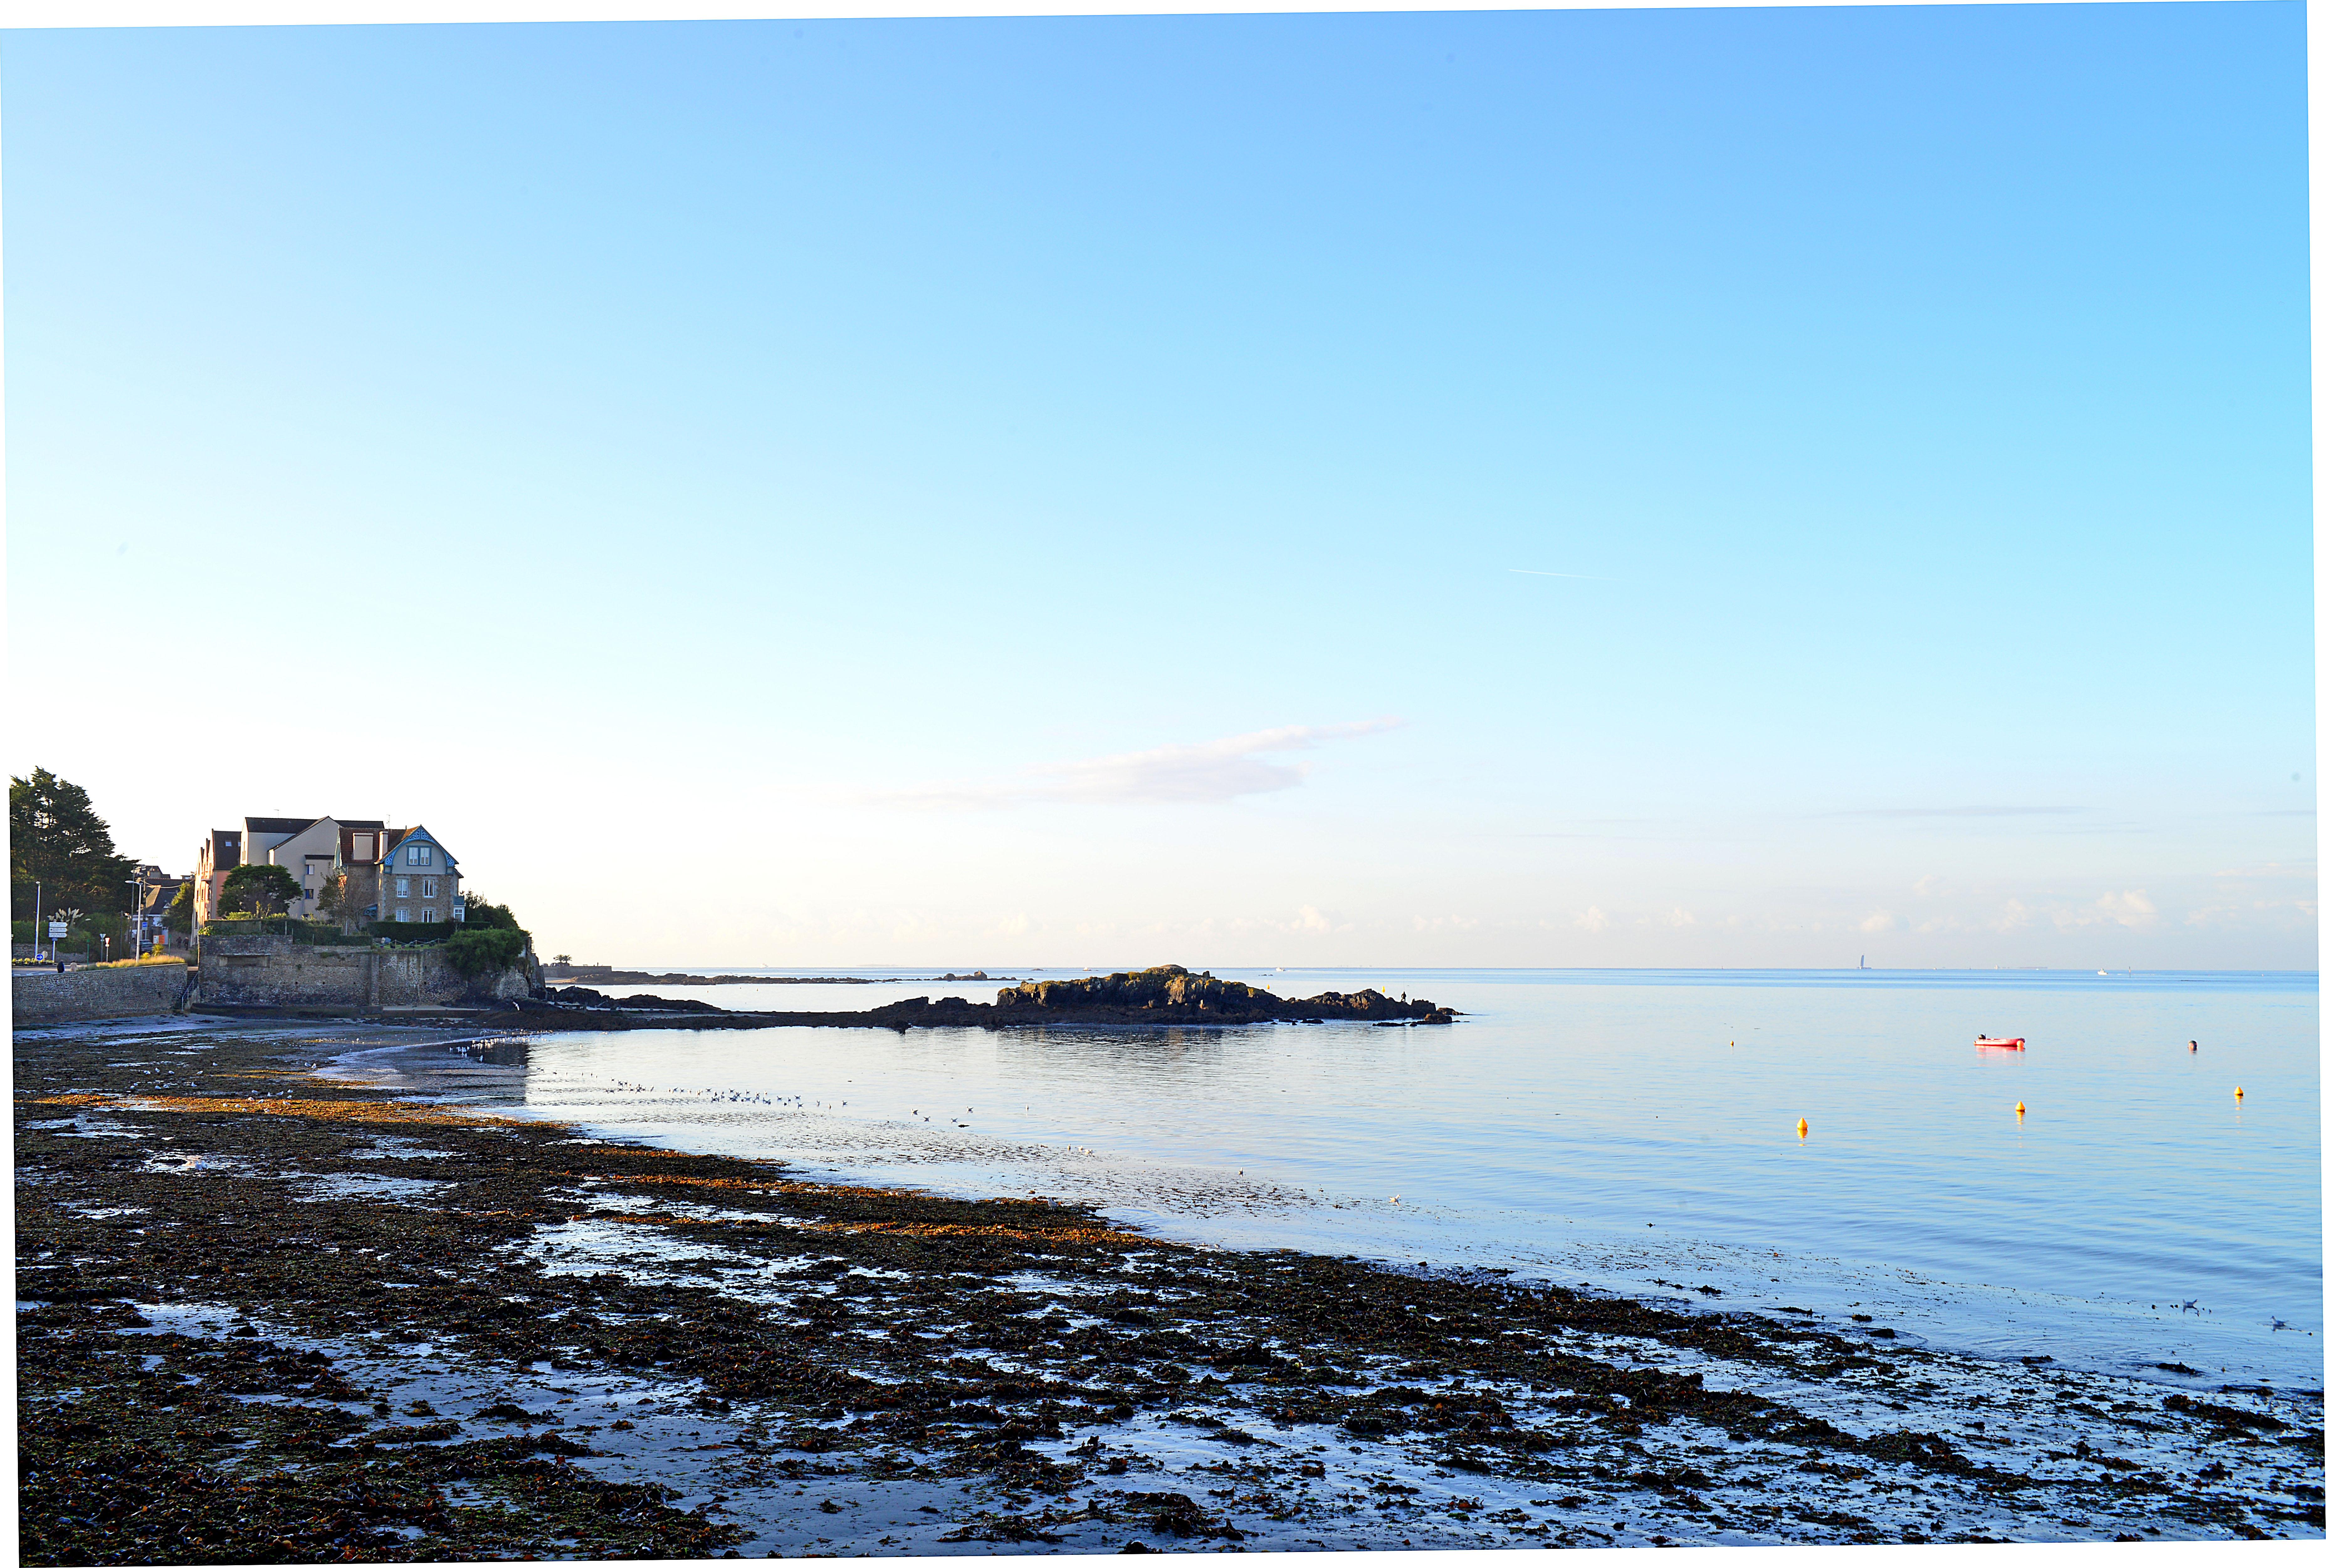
[5,4,2313,967]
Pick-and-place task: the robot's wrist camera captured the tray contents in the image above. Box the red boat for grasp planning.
[1974,1035,2026,1051]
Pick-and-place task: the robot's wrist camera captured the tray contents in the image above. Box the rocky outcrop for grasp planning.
[994,966,1447,1024]
[547,972,886,987]
[547,987,726,1014]
[514,966,1452,1032]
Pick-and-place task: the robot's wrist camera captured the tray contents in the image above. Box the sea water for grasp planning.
[380,968,2320,1388]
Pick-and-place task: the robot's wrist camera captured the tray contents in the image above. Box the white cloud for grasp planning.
[2094,889,2157,926]
[1666,907,1697,927]
[1859,910,1897,933]
[2041,889,2158,929]
[1411,913,1481,933]
[1290,904,1337,934]
[879,719,1403,809]
[1576,906,1609,932]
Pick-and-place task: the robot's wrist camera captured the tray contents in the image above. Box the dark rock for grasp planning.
[992,965,1448,1025]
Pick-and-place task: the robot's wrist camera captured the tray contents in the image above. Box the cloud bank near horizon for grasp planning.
[879,720,1405,810]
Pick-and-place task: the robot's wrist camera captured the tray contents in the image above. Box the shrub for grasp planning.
[84,954,187,969]
[17,918,115,953]
[367,920,455,945]
[443,926,528,978]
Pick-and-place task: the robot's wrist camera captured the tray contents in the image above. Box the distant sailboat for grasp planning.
[1859,955,1867,970]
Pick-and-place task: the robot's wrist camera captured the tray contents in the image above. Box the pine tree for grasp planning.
[10,768,138,923]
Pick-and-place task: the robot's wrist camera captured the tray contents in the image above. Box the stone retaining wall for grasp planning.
[192,934,533,1009]
[13,964,193,1024]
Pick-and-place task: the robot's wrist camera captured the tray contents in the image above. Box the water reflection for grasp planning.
[370,968,2317,1386]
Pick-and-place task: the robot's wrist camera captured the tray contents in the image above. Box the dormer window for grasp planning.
[408,845,432,866]
[351,833,374,861]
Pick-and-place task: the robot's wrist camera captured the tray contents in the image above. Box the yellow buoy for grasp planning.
[2015,1101,2026,1116]
[1796,1117,1809,1137]
[2235,1086,2245,1099]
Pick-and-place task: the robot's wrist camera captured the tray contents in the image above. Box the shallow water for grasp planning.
[364,967,2320,1388]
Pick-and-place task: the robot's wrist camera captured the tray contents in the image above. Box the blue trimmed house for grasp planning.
[363,826,464,927]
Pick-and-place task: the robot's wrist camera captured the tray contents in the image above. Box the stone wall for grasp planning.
[13,964,195,1024]
[192,933,534,1009]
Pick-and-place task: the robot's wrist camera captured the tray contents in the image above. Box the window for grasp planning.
[422,878,438,899]
[408,845,432,866]
[396,906,410,921]
[351,833,374,861]
[420,906,438,923]
[395,878,410,897]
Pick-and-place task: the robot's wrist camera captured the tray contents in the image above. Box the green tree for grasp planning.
[10,768,137,923]
[164,881,197,935]
[316,871,361,929]
[458,893,522,931]
[220,863,300,917]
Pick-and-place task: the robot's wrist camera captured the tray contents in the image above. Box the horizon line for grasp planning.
[562,962,2319,976]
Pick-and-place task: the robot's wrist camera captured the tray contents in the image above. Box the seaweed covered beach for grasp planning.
[17,1015,2323,1561]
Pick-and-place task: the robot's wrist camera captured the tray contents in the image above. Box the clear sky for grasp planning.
[5,4,2313,969]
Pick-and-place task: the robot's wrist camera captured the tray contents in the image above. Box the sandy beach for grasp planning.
[17,1014,2322,1560]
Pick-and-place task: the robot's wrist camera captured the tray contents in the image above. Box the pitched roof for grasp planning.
[244,814,387,836]
[381,825,457,867]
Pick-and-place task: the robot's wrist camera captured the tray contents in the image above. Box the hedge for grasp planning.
[202,917,367,947]
[366,920,455,945]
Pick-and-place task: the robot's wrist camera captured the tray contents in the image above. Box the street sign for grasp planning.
[48,921,67,938]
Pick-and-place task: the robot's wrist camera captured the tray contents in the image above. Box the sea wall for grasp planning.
[193,933,533,1009]
[13,964,193,1024]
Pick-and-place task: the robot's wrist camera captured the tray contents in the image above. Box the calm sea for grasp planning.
[370,968,2321,1388]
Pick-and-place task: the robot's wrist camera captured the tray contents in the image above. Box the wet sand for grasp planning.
[16,1016,2322,1560]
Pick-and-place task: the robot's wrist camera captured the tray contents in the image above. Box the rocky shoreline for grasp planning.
[16,1015,2322,1560]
